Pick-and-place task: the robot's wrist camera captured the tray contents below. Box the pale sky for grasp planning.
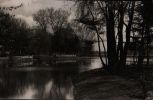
[0,0,74,27]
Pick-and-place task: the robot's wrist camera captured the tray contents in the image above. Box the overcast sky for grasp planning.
[0,0,74,27]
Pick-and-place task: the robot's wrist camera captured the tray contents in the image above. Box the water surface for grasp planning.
[0,57,101,99]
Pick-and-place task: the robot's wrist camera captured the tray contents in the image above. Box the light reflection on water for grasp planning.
[79,58,102,72]
[0,57,101,99]
[10,85,37,99]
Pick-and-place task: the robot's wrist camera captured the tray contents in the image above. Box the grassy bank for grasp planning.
[72,65,153,100]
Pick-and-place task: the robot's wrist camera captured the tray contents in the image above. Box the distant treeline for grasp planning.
[0,8,93,56]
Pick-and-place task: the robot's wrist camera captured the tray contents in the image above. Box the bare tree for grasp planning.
[73,1,138,72]
[33,8,70,33]
[33,9,48,31]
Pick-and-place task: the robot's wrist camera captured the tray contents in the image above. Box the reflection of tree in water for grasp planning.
[0,70,74,99]
[36,72,74,99]
[0,71,25,97]
[0,60,97,99]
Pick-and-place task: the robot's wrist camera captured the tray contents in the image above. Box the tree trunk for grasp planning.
[123,2,135,67]
[137,1,152,68]
[137,34,145,71]
[106,3,118,72]
[145,25,150,66]
[117,2,124,70]
[87,5,106,67]
[142,1,152,66]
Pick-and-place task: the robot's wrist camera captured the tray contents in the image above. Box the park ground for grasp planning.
[72,66,153,100]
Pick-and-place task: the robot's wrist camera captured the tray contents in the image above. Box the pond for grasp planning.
[0,57,101,99]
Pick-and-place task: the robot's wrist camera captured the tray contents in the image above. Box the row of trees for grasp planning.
[32,8,89,55]
[0,6,93,56]
[0,9,31,56]
[74,1,153,72]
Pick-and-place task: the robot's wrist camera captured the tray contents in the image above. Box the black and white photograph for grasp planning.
[0,0,153,100]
